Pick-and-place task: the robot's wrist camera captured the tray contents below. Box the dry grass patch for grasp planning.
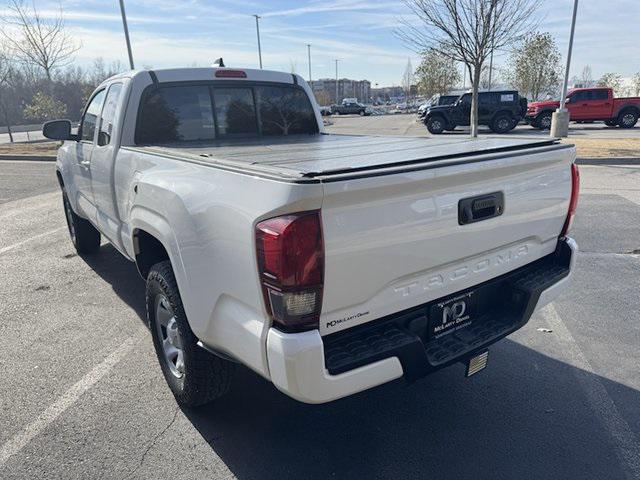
[0,141,59,156]
[562,138,640,158]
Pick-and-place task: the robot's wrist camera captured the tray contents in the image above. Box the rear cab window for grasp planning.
[136,82,318,145]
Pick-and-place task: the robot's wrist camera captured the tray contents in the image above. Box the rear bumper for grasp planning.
[266,237,577,404]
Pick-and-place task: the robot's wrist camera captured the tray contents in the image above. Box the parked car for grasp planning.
[526,87,640,129]
[44,67,578,406]
[319,105,332,116]
[418,94,460,118]
[331,101,370,116]
[424,90,527,134]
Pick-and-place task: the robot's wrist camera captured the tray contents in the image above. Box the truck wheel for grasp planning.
[359,110,365,116]
[490,114,514,134]
[618,110,638,128]
[62,190,101,254]
[147,260,235,407]
[537,112,553,130]
[426,116,445,134]
[604,119,617,127]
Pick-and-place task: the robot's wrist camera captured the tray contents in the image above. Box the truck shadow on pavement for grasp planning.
[180,342,637,480]
[79,242,148,326]
[79,244,637,480]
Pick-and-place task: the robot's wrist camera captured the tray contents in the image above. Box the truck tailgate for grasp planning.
[319,143,575,336]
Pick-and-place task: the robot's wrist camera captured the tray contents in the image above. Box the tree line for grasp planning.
[0,1,121,141]
[412,30,640,104]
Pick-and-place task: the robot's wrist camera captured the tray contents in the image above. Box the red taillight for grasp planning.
[215,69,247,78]
[560,163,580,237]
[256,210,324,332]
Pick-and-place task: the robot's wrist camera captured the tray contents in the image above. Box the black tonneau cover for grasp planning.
[131,134,564,181]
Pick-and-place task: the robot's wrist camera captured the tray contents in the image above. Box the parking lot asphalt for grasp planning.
[324,113,640,139]
[1,136,640,479]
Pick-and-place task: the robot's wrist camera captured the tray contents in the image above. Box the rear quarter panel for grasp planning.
[114,148,323,377]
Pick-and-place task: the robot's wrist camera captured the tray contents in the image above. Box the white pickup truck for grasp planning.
[43,67,579,406]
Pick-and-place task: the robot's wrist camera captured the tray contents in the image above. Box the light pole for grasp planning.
[307,44,312,81]
[119,0,134,70]
[334,59,339,103]
[551,0,579,137]
[253,14,263,69]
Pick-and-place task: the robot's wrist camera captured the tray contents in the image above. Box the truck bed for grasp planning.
[129,134,567,181]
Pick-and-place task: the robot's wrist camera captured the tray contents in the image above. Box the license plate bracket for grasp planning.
[428,290,476,339]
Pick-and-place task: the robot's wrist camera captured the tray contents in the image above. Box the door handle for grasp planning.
[79,160,90,168]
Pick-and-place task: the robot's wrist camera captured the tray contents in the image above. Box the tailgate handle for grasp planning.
[458,192,504,225]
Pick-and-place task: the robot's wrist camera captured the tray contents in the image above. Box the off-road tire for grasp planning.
[618,110,638,129]
[62,190,101,254]
[147,260,235,407]
[604,119,618,127]
[426,116,445,134]
[537,112,553,130]
[490,114,514,134]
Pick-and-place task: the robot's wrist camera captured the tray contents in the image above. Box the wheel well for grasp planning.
[427,113,446,122]
[492,110,512,120]
[134,229,170,279]
[618,106,639,117]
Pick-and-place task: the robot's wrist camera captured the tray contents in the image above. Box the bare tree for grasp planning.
[503,31,561,101]
[632,72,640,97]
[397,0,538,137]
[89,57,124,86]
[597,73,623,95]
[415,49,460,98]
[579,65,593,87]
[0,50,15,141]
[401,58,414,99]
[0,0,80,82]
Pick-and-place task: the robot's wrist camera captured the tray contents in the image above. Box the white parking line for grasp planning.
[541,304,640,480]
[0,338,137,467]
[0,227,65,255]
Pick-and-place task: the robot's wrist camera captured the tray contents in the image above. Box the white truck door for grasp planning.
[90,82,125,249]
[72,88,106,221]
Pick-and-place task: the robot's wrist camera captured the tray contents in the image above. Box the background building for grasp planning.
[309,78,371,105]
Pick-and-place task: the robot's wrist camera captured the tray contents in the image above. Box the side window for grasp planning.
[98,83,123,146]
[137,85,215,144]
[212,88,257,136]
[478,94,488,105]
[572,91,587,102]
[255,86,318,136]
[460,94,471,105]
[593,90,609,100]
[81,90,106,142]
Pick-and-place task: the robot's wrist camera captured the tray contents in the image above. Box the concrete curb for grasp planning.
[576,157,640,166]
[0,154,56,162]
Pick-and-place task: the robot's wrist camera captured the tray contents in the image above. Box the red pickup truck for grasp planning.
[526,87,640,129]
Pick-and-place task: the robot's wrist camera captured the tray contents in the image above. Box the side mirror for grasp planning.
[42,119,77,141]
[565,97,571,104]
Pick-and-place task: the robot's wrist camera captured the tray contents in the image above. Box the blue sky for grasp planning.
[21,1,640,86]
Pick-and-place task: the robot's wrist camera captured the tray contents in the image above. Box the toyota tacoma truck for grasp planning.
[43,67,579,406]
[526,87,640,129]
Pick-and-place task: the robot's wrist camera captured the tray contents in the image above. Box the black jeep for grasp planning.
[424,91,528,134]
